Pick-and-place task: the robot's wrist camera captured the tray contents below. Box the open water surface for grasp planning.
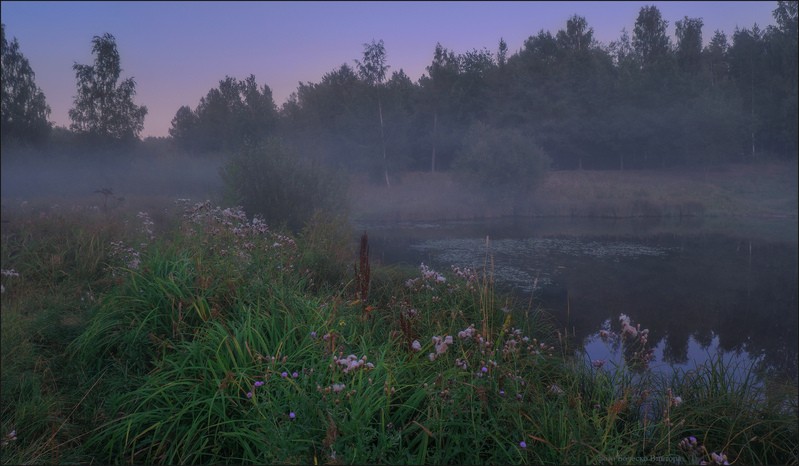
[360,216,798,382]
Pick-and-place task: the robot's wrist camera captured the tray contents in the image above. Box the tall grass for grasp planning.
[1,197,797,465]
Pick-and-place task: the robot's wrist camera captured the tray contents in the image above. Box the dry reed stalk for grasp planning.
[354,232,370,306]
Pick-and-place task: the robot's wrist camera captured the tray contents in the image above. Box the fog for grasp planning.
[1,149,226,203]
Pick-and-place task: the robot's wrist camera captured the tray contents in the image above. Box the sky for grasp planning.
[1,1,780,138]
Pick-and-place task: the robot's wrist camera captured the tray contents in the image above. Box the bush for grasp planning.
[453,122,550,212]
[220,138,348,232]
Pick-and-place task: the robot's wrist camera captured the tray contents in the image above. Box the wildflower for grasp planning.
[332,383,346,393]
[289,411,296,420]
[458,325,476,340]
[310,331,317,338]
[592,359,605,368]
[1,428,17,447]
[549,384,563,395]
[481,366,488,373]
[292,371,299,378]
[499,389,505,396]
[334,354,374,373]
[679,436,701,454]
[672,395,682,407]
[519,441,527,449]
[431,335,452,356]
[254,381,265,387]
[281,372,288,378]
[516,393,523,401]
[710,452,729,465]
[411,340,422,352]
[246,391,253,399]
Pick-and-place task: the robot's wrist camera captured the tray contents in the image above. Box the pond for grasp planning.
[358,216,798,383]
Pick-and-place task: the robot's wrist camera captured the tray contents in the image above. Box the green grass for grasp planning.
[1,197,797,465]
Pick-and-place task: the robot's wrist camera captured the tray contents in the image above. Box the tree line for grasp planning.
[2,3,797,176]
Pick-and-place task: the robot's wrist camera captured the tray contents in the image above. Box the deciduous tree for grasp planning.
[676,17,704,74]
[1,24,51,145]
[69,33,147,143]
[633,6,671,68]
[355,39,391,186]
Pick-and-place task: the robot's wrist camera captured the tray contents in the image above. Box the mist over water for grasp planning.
[3,143,796,386]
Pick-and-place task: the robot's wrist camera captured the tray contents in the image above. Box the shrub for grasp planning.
[453,122,550,212]
[220,138,348,232]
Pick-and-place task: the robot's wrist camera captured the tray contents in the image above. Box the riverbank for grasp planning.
[2,200,796,464]
[349,160,798,223]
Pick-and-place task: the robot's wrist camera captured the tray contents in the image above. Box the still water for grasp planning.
[360,216,798,382]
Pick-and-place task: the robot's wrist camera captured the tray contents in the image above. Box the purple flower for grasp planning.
[246,391,253,399]
[310,331,317,338]
[499,390,505,396]
[289,411,296,419]
[292,371,299,378]
[281,371,288,378]
[516,393,523,401]
[519,441,527,449]
[254,381,265,387]
[481,366,488,373]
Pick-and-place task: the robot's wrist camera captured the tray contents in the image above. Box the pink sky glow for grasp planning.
[1,1,779,138]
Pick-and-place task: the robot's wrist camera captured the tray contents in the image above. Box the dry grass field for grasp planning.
[349,160,798,223]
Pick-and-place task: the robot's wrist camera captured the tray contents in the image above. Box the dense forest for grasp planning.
[2,3,797,177]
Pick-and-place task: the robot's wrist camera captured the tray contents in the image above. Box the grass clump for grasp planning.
[1,197,796,465]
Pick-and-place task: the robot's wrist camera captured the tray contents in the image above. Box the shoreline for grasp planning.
[349,160,799,224]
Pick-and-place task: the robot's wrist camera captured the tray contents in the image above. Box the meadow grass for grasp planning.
[1,197,797,465]
[349,159,798,222]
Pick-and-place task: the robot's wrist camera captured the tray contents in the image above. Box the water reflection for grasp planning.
[364,217,798,383]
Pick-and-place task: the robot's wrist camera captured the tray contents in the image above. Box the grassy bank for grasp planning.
[1,198,797,464]
[350,160,799,223]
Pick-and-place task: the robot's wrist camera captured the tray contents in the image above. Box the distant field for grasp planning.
[349,160,798,223]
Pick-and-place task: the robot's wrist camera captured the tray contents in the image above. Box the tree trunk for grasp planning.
[431,110,437,173]
[378,97,390,187]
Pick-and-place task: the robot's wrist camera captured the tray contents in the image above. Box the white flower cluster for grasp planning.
[458,324,476,340]
[428,335,453,361]
[450,265,477,290]
[137,211,155,244]
[421,263,446,283]
[1,428,16,447]
[619,313,649,343]
[333,354,375,374]
[1,268,20,294]
[405,263,446,290]
[109,241,141,270]
[177,200,297,265]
